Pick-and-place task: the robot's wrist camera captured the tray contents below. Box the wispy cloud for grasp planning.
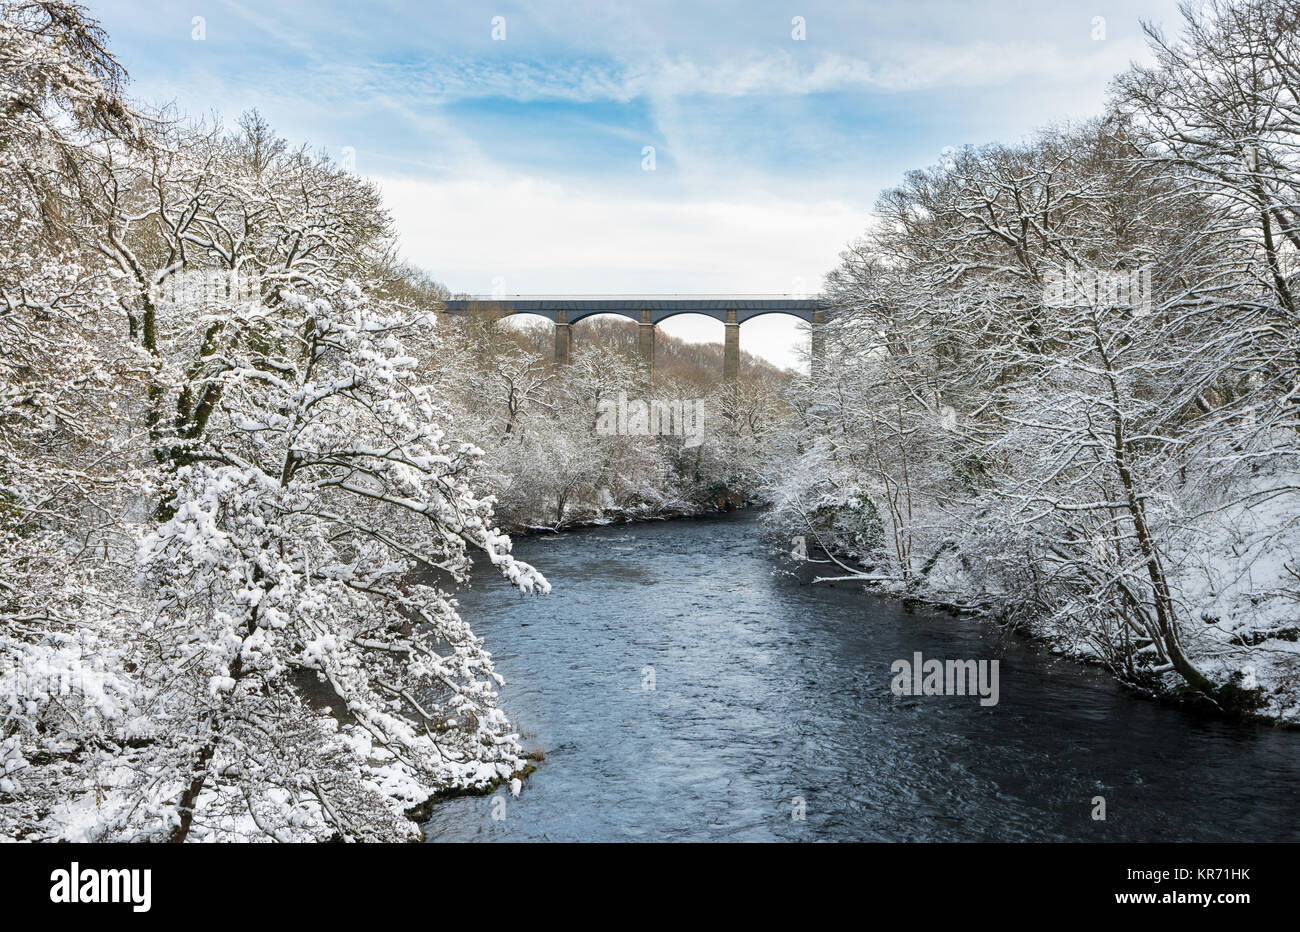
[218,37,1153,109]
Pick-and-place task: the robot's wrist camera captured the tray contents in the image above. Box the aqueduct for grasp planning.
[440,296,828,380]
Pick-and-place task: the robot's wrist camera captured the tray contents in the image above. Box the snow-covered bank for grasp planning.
[498,495,755,538]
[776,467,1300,726]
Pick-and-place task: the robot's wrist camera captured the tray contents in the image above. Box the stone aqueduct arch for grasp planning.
[440,296,828,380]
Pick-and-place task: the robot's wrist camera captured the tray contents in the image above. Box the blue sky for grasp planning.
[88,0,1186,369]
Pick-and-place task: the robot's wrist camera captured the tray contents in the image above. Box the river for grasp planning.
[422,511,1300,842]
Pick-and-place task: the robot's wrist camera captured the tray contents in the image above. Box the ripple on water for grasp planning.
[423,512,1300,842]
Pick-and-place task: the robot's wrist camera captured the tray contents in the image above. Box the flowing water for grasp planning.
[423,512,1300,842]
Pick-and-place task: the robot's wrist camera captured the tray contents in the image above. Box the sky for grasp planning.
[87,0,1188,370]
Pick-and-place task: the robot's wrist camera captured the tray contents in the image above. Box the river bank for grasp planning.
[794,530,1300,729]
[498,494,754,538]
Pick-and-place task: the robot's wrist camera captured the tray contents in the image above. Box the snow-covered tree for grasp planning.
[771,108,1291,705]
[123,283,548,841]
[0,0,160,839]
